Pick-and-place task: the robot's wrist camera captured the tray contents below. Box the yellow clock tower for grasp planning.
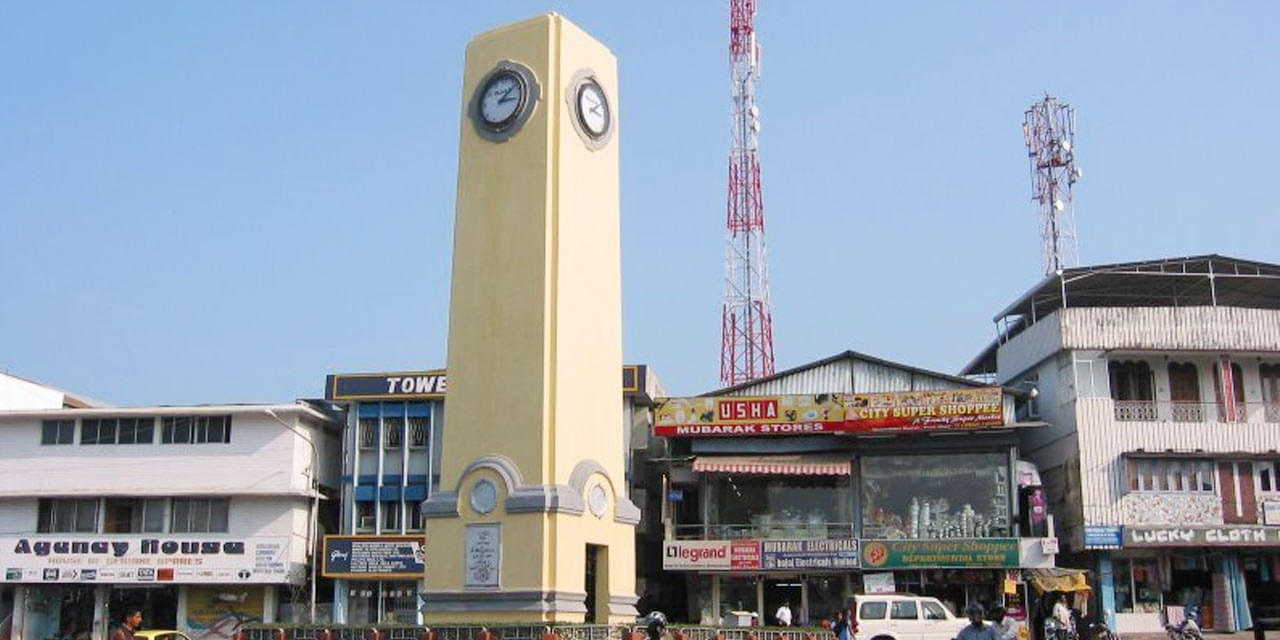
[421,13,639,623]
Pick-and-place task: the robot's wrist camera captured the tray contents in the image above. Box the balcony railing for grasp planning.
[674,521,856,540]
[1112,400,1279,423]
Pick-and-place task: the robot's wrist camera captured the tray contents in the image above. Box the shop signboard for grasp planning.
[0,536,291,584]
[1123,526,1280,547]
[844,387,1004,432]
[663,540,761,571]
[654,395,845,437]
[321,535,425,579]
[760,538,860,570]
[1083,525,1123,549]
[326,370,448,400]
[859,538,1020,569]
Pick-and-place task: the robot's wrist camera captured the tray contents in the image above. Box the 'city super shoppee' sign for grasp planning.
[321,535,425,579]
[860,538,1020,569]
[1124,526,1280,547]
[654,388,1004,438]
[664,539,860,571]
[1,536,291,584]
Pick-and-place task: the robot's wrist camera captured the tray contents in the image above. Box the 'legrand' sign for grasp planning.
[1124,526,1280,547]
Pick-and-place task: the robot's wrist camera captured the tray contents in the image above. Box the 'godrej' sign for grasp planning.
[321,535,425,579]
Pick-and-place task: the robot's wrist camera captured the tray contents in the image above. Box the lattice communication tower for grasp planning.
[721,0,776,386]
[1023,95,1083,275]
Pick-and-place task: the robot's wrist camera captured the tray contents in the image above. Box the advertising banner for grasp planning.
[654,395,845,437]
[0,536,292,584]
[183,586,265,639]
[844,387,1004,432]
[321,535,425,579]
[1123,526,1280,547]
[663,540,761,571]
[860,538,1020,569]
[761,539,860,570]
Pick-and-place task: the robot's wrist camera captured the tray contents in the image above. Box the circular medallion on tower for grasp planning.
[470,60,540,142]
[469,479,498,515]
[566,69,614,150]
[587,484,609,518]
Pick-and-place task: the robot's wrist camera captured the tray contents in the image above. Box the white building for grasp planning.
[964,255,1280,633]
[0,398,340,640]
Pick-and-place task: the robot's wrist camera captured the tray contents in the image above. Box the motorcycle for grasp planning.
[1043,617,1074,640]
[1164,617,1203,640]
[1082,620,1115,640]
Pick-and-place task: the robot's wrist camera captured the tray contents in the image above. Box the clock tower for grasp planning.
[421,14,639,623]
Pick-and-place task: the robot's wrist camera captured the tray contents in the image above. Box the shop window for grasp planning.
[861,453,1010,539]
[356,501,375,532]
[1257,460,1280,493]
[718,576,757,619]
[161,416,231,444]
[709,474,852,538]
[41,419,75,445]
[1114,558,1163,614]
[891,600,919,620]
[38,498,98,533]
[859,601,887,620]
[1126,459,1214,493]
[170,498,229,533]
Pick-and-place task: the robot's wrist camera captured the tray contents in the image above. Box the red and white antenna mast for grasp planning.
[1023,94,1082,275]
[721,0,776,386]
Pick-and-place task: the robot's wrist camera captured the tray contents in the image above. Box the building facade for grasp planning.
[655,351,1059,626]
[320,366,661,625]
[0,401,340,640]
[965,255,1280,633]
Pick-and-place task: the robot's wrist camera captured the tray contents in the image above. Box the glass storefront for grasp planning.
[719,576,757,621]
[861,453,1010,539]
[708,474,853,539]
[346,581,419,624]
[1114,557,1163,613]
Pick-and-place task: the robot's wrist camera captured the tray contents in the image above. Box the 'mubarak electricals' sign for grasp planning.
[0,536,292,584]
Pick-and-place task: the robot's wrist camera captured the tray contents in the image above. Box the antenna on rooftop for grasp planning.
[1023,95,1082,275]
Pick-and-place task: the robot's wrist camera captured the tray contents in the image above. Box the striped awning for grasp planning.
[692,454,852,475]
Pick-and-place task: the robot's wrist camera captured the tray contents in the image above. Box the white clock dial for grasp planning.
[480,72,524,126]
[577,82,609,137]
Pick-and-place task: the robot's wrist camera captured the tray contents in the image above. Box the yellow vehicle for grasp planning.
[132,631,195,640]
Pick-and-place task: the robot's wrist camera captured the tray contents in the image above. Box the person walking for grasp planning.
[776,601,793,627]
[110,610,142,640]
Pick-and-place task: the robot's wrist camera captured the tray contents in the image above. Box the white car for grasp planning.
[855,594,969,640]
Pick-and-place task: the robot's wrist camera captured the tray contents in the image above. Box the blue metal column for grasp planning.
[1098,553,1116,631]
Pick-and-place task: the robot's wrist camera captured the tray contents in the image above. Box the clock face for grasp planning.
[576,81,610,138]
[479,71,525,128]
[469,61,539,141]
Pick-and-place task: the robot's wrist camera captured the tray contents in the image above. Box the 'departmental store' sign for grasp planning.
[860,538,1020,569]
[0,536,291,584]
[654,388,1005,438]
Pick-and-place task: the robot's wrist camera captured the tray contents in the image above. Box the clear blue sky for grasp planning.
[2,3,1277,406]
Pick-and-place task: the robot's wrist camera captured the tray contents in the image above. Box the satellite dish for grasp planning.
[1062,140,1072,152]
[1053,199,1065,211]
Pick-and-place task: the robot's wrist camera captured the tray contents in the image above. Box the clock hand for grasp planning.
[498,94,518,105]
